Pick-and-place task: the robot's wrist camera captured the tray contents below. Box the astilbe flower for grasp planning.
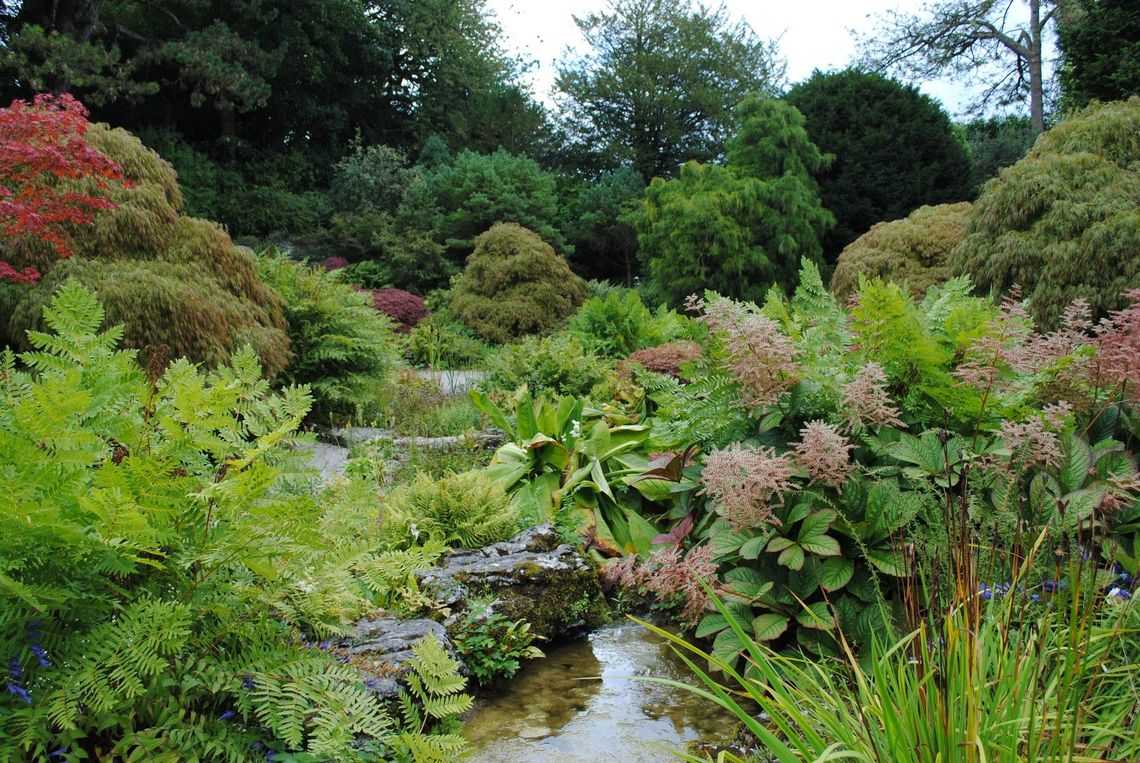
[699,442,796,531]
[1092,290,1140,400]
[997,416,1062,472]
[609,544,719,625]
[953,288,1034,393]
[687,294,799,411]
[1102,473,1140,513]
[794,421,855,486]
[842,361,904,430]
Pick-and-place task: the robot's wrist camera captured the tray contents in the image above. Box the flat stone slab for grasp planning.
[335,616,458,700]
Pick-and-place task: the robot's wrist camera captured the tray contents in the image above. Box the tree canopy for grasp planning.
[948,97,1140,328]
[856,0,1057,132]
[1057,0,1140,108]
[785,69,974,264]
[555,0,784,180]
[632,96,832,306]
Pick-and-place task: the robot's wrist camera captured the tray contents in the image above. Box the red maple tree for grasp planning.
[0,93,125,283]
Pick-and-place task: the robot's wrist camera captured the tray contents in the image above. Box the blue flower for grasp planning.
[250,741,265,752]
[29,644,49,668]
[1108,587,1132,600]
[219,709,236,721]
[6,681,31,703]
[8,656,21,679]
[242,673,256,690]
[48,748,69,760]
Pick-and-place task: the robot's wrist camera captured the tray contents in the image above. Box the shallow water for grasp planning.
[462,622,739,762]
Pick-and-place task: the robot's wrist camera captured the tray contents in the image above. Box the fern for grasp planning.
[388,635,473,763]
[0,283,429,760]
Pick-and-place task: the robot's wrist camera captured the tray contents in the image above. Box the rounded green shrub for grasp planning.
[450,223,587,344]
[3,122,290,375]
[381,470,520,550]
[948,97,1140,328]
[830,202,972,303]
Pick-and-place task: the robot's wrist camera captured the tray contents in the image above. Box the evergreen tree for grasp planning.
[631,96,832,306]
[785,69,974,264]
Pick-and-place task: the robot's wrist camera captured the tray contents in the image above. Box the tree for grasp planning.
[563,167,645,285]
[3,109,290,375]
[785,69,974,263]
[948,97,1140,328]
[0,93,124,283]
[856,0,1058,132]
[960,115,1037,189]
[631,96,833,307]
[1057,0,1140,108]
[555,0,784,181]
[428,148,565,263]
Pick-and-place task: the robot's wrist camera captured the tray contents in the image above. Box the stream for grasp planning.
[462,622,740,762]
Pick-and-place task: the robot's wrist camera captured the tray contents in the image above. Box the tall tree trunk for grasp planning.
[1029,0,1046,133]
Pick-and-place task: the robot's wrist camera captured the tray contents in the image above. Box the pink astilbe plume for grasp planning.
[997,417,1062,472]
[842,361,904,430]
[954,288,1034,392]
[611,544,719,626]
[794,421,855,486]
[699,442,796,531]
[1092,290,1140,400]
[687,294,799,411]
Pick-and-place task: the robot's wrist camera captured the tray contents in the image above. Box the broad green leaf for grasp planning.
[820,557,854,592]
[800,534,841,557]
[469,389,513,436]
[1057,433,1091,495]
[777,544,805,570]
[766,536,795,553]
[751,613,790,641]
[865,547,905,576]
[798,509,837,543]
[739,535,768,559]
[796,601,835,630]
[709,522,750,559]
[623,508,659,555]
[710,628,744,668]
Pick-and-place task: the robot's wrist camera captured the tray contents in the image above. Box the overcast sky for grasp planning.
[485,0,1017,117]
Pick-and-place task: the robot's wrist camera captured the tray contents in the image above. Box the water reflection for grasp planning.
[462,622,738,762]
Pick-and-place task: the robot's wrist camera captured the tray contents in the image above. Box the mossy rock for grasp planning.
[417,525,606,642]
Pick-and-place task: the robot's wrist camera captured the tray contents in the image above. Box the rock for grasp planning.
[417,524,605,642]
[335,616,459,701]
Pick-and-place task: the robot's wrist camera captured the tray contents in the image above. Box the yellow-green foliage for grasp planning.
[381,470,520,550]
[2,123,289,375]
[831,202,972,303]
[948,97,1140,328]
[450,223,588,344]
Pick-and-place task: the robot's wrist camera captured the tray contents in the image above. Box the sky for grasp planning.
[485,0,1013,117]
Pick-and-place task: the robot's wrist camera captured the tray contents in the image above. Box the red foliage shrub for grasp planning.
[372,288,427,333]
[619,340,702,378]
[321,255,349,271]
[0,93,125,282]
